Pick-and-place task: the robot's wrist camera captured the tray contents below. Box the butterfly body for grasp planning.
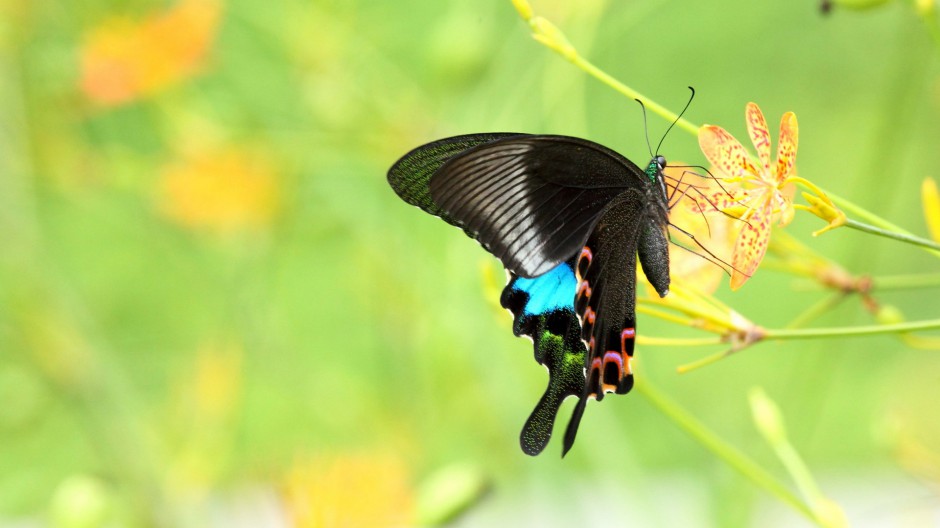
[388,133,672,456]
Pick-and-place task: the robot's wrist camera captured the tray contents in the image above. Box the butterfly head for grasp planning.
[645,155,668,202]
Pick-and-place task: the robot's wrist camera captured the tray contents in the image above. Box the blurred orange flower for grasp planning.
[79,0,222,106]
[157,147,280,233]
[699,103,799,290]
[284,453,414,528]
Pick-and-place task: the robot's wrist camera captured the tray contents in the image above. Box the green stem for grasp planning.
[825,190,908,231]
[873,272,940,290]
[566,55,700,136]
[785,292,847,329]
[764,318,940,340]
[517,5,700,136]
[676,350,731,373]
[679,318,940,373]
[749,389,845,527]
[844,218,940,253]
[823,190,940,258]
[634,378,821,525]
[640,336,724,347]
[775,442,824,505]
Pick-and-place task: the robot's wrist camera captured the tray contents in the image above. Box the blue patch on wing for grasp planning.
[512,262,577,316]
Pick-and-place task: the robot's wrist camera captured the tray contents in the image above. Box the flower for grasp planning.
[698,103,799,290]
[284,453,414,528]
[922,177,940,243]
[663,164,736,294]
[156,146,281,233]
[79,0,221,106]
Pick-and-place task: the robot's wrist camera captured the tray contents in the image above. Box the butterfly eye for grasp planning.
[655,155,667,170]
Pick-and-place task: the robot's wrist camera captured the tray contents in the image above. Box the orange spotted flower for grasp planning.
[698,103,799,290]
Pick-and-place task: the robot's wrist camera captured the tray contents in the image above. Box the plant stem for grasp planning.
[677,318,940,373]
[638,336,724,347]
[514,2,700,136]
[566,55,700,136]
[786,292,847,329]
[825,190,940,258]
[873,272,940,290]
[634,378,822,525]
[844,219,940,252]
[676,350,731,373]
[764,318,940,340]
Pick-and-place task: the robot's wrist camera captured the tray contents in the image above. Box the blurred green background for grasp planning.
[2,0,940,526]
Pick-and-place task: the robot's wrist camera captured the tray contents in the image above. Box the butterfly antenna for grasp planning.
[636,98,654,159]
[666,223,744,277]
[654,86,696,155]
[666,170,715,239]
[664,164,747,229]
[671,163,740,205]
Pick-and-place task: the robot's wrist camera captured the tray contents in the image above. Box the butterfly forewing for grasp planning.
[388,133,524,230]
[429,136,643,278]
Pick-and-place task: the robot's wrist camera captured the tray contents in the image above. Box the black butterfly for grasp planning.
[388,133,671,456]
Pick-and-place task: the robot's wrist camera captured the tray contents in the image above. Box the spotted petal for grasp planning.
[698,125,759,181]
[730,199,773,290]
[775,112,799,184]
[745,102,772,177]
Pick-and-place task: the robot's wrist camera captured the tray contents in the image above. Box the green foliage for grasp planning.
[2,0,940,526]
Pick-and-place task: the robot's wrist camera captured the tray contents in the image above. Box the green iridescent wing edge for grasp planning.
[387,133,525,235]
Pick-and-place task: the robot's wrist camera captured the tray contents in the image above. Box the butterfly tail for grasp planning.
[502,261,587,456]
[561,394,588,457]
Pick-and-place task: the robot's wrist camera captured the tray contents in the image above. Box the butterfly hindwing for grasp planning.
[429,135,641,278]
[576,191,645,398]
[500,259,586,456]
[563,184,670,455]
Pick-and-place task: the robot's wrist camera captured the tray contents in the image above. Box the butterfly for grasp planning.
[388,132,672,456]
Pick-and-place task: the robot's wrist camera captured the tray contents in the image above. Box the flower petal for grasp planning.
[775,112,799,184]
[698,125,759,181]
[745,102,772,177]
[664,165,736,294]
[730,201,773,290]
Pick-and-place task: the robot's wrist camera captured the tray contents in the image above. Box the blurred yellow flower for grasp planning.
[157,147,280,233]
[165,339,242,495]
[284,453,414,528]
[922,177,940,243]
[699,103,799,290]
[192,339,242,418]
[79,0,221,106]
